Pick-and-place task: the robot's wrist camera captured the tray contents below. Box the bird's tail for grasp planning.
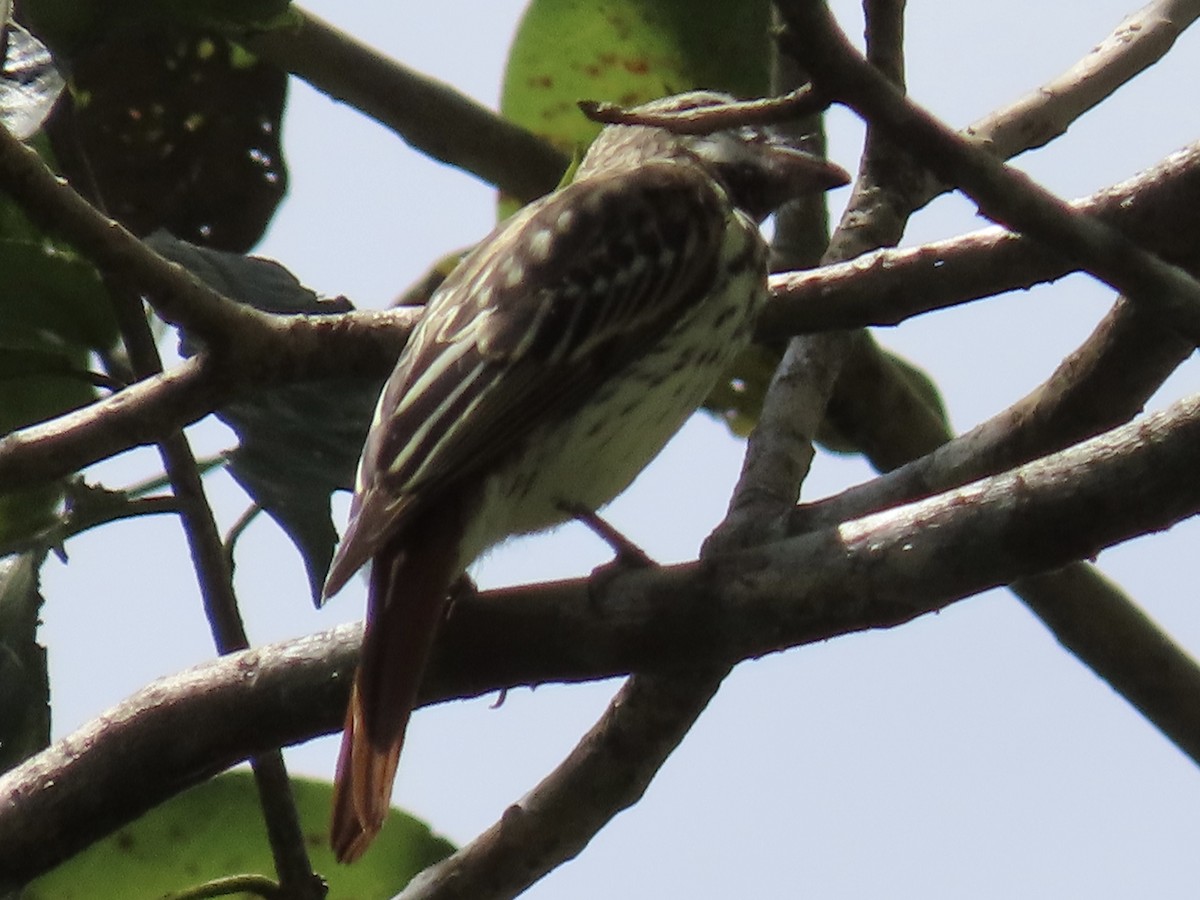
[330,529,460,862]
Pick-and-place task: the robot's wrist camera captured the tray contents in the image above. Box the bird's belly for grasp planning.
[462,264,763,561]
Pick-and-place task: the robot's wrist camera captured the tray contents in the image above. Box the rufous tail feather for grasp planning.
[330,514,463,862]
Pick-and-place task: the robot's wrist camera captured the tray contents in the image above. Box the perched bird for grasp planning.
[321,90,849,861]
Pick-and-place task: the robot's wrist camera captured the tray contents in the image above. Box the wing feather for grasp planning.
[324,160,737,596]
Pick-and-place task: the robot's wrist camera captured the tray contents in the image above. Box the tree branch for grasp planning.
[0,308,418,495]
[796,299,1191,532]
[761,141,1200,335]
[905,0,1200,211]
[0,357,216,492]
[1013,563,1200,765]
[0,627,356,891]
[0,126,275,356]
[965,0,1200,160]
[247,7,568,204]
[5,393,1200,886]
[778,0,1200,344]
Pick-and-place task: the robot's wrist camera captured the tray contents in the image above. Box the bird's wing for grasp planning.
[323,160,748,595]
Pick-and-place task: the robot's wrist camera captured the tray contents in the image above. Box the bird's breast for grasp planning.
[461,218,767,561]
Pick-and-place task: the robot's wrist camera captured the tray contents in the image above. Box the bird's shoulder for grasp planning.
[416,158,742,364]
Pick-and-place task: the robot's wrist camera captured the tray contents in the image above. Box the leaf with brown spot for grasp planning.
[499,0,772,214]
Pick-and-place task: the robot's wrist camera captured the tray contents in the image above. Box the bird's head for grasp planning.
[577,90,850,222]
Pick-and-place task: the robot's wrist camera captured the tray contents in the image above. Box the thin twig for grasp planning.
[0,493,179,558]
[224,503,263,575]
[902,0,1200,211]
[164,874,283,900]
[577,85,830,133]
[127,453,228,498]
[102,265,321,898]
[965,0,1200,160]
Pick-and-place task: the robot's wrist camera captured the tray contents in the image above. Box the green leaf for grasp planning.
[500,0,771,215]
[0,552,50,774]
[150,235,382,600]
[221,377,379,601]
[0,234,117,551]
[503,0,771,150]
[24,771,456,900]
[0,238,119,351]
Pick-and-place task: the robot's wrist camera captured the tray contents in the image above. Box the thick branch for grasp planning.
[0,628,357,890]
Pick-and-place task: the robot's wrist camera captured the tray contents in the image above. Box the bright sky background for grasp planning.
[39,1,1200,897]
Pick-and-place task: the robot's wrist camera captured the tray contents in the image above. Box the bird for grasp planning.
[320,90,850,862]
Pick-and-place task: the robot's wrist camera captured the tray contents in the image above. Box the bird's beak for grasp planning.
[761,142,852,193]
